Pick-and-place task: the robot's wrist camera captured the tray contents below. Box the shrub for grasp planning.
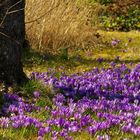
[98,0,140,31]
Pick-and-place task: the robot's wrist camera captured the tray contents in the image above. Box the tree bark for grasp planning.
[0,0,28,86]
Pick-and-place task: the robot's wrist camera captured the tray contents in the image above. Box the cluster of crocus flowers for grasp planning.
[0,64,140,140]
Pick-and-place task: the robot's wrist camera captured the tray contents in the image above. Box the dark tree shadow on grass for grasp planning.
[22,48,140,69]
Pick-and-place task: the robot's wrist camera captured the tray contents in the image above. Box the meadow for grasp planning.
[0,0,140,140]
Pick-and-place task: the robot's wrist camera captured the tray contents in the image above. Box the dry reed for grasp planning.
[25,0,99,54]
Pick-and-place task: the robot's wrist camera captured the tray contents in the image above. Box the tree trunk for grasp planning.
[0,0,28,86]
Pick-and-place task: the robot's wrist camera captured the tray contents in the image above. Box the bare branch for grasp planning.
[0,31,21,46]
[7,8,24,15]
[0,0,23,27]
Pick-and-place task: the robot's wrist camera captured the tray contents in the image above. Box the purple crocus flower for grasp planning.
[38,136,43,140]
[0,117,10,128]
[38,128,45,137]
[33,91,40,98]
[60,129,68,137]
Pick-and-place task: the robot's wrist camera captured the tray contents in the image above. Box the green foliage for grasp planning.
[20,80,54,107]
[20,80,47,96]
[89,0,140,31]
[135,117,140,125]
[101,5,140,31]
[59,48,69,60]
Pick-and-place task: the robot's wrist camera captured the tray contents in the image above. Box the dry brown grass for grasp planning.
[25,0,99,54]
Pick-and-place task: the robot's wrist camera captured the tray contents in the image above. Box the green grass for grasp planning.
[0,31,140,140]
[23,30,140,75]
